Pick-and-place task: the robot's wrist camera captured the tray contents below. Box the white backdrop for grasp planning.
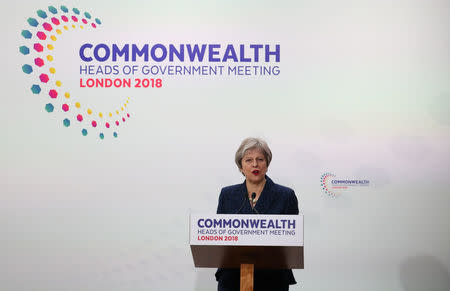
[2,1,450,290]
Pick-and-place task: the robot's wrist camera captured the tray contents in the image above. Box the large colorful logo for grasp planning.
[321,172,370,198]
[19,5,131,140]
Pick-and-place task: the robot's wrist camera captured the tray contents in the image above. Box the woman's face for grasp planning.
[240,148,268,184]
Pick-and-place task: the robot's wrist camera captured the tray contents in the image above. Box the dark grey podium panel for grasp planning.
[190,245,304,269]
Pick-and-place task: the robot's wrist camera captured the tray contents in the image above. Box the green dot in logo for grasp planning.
[63,118,70,127]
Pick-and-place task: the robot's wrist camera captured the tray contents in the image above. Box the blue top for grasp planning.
[215,176,299,288]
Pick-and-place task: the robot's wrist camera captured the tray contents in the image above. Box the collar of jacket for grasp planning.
[238,175,275,214]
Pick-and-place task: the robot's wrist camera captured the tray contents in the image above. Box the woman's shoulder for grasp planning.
[220,183,245,198]
[267,177,299,214]
[267,177,295,196]
[221,183,242,192]
[272,183,295,195]
[217,183,246,214]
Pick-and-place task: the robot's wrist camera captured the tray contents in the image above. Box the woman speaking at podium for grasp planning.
[215,138,299,291]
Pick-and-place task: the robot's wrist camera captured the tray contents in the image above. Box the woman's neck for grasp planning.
[246,178,266,198]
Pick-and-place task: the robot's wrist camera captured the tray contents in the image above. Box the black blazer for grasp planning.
[215,176,299,289]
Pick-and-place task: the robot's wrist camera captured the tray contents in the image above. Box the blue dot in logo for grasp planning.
[45,103,54,113]
[48,6,58,14]
[31,84,41,94]
[27,18,38,27]
[19,46,30,55]
[22,64,33,74]
[37,9,47,19]
[21,30,32,39]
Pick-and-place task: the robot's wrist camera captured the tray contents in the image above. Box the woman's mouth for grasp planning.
[252,170,260,175]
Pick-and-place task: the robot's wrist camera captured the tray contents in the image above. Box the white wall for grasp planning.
[2,0,450,290]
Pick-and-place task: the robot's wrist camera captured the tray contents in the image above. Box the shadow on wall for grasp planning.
[399,254,450,291]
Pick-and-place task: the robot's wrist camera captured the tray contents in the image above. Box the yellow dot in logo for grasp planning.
[56,80,62,87]
[56,29,62,35]
[75,102,81,108]
[109,112,113,117]
[72,24,76,28]
[80,25,84,29]
[121,107,124,111]
[63,25,68,30]
[47,44,54,50]
[126,100,129,103]
[116,110,119,115]
[87,108,92,115]
[65,92,70,99]
[99,112,103,118]
[124,103,127,107]
[49,67,56,74]
[47,55,53,61]
[50,35,57,41]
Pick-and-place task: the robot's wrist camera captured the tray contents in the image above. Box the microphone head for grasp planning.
[251,192,256,199]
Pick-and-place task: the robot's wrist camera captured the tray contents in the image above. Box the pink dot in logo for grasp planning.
[127,113,130,118]
[39,73,49,83]
[61,16,68,22]
[37,31,47,40]
[35,57,44,67]
[92,120,97,127]
[72,16,78,22]
[122,117,125,122]
[49,89,58,99]
[77,114,83,122]
[115,121,119,126]
[51,17,60,25]
[62,104,69,112]
[82,19,87,24]
[34,43,44,52]
[43,22,53,31]
[105,122,110,128]
[91,23,96,28]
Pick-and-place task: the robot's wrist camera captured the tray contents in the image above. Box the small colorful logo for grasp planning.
[19,5,131,140]
[321,172,370,197]
[321,172,337,197]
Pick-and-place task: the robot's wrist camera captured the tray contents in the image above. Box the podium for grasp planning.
[190,214,304,291]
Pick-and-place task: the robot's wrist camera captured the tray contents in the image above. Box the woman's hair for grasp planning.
[235,137,272,169]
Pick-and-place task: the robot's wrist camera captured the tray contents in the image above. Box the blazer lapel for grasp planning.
[254,176,275,214]
[234,180,248,212]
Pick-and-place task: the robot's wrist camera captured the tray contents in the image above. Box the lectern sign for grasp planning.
[190,214,303,246]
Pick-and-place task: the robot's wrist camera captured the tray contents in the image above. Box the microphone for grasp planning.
[251,192,260,214]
